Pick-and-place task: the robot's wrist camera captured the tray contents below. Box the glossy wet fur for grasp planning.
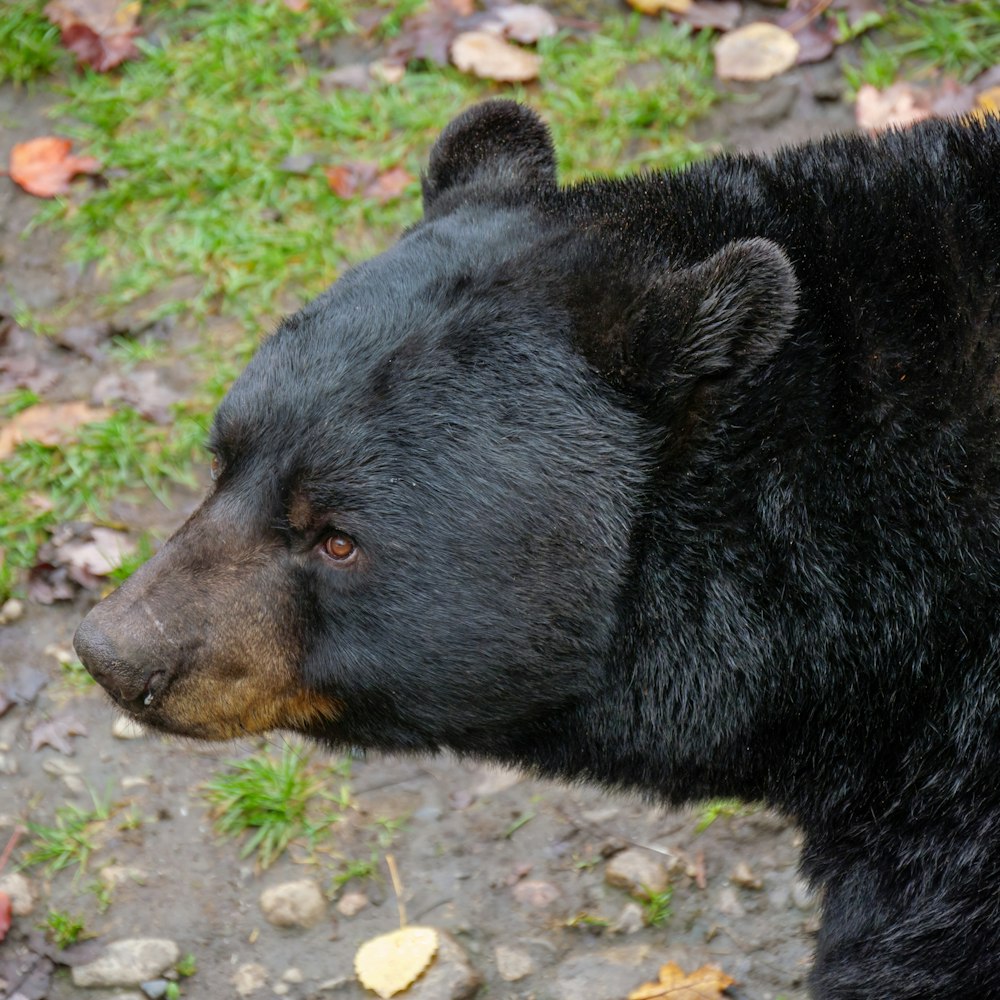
[76,102,1000,997]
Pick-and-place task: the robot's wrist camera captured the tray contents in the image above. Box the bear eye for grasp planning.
[321,533,358,565]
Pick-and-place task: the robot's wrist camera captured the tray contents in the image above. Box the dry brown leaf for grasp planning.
[0,401,112,460]
[30,714,89,756]
[628,961,735,1000]
[627,0,691,15]
[855,83,933,133]
[714,22,800,82]
[45,0,141,71]
[366,166,414,203]
[450,31,541,82]
[355,926,439,999]
[8,137,102,199]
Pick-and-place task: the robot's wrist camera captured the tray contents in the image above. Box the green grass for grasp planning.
[23,788,113,875]
[203,745,347,868]
[694,797,755,833]
[42,909,86,949]
[845,1,1000,91]
[640,886,673,927]
[0,406,205,596]
[49,4,714,322]
[1,3,716,598]
[0,1,62,85]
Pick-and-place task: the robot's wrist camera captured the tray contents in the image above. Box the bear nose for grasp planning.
[73,615,159,710]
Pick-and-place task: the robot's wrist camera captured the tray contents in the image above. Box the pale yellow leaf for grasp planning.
[628,960,735,1000]
[450,31,540,82]
[714,22,799,82]
[355,926,439,999]
[626,0,690,14]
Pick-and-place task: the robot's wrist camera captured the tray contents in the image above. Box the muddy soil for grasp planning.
[0,17,859,1000]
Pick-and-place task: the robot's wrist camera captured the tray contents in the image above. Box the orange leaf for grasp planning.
[45,0,141,71]
[367,166,414,203]
[0,401,112,460]
[628,961,735,1000]
[9,137,101,198]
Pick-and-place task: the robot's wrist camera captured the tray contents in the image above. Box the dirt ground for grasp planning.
[0,16,861,1000]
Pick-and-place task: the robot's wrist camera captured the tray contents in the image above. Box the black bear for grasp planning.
[74,101,1000,998]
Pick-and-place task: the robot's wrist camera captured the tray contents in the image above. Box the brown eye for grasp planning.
[322,533,357,564]
[210,455,221,481]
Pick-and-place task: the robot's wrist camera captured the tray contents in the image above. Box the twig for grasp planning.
[0,825,25,876]
[386,853,407,928]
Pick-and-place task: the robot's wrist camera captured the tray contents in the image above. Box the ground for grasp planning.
[0,2,987,998]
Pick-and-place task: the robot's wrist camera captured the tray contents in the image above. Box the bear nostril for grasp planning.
[143,670,167,708]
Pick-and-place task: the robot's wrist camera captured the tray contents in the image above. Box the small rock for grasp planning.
[609,901,645,935]
[0,753,18,776]
[71,939,180,988]
[405,931,481,1000]
[553,945,653,1000]
[336,890,368,917]
[511,880,560,907]
[730,861,763,890]
[282,967,304,983]
[113,716,146,740]
[0,598,24,624]
[274,984,290,996]
[0,872,36,916]
[63,774,86,795]
[140,979,169,999]
[232,962,269,996]
[495,944,535,981]
[604,848,669,897]
[716,886,745,917]
[259,879,326,928]
[43,758,81,777]
[792,878,817,911]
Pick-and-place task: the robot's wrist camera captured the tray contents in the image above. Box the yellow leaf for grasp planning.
[970,86,1000,122]
[355,926,439,999]
[626,0,691,15]
[628,960,735,1000]
[714,22,799,82]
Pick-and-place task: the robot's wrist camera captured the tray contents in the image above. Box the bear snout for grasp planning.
[73,611,166,712]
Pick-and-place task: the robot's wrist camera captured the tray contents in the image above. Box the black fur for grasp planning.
[75,102,1000,998]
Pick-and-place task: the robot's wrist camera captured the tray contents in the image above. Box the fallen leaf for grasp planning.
[44,0,141,71]
[0,892,10,942]
[0,355,60,395]
[53,526,135,577]
[366,166,414,203]
[325,162,378,199]
[492,4,558,43]
[0,401,111,460]
[8,137,102,199]
[325,163,414,203]
[451,30,541,81]
[680,1,740,31]
[91,369,181,424]
[355,926,439,999]
[714,22,800,82]
[30,715,88,756]
[627,0,691,15]
[282,0,309,9]
[971,85,1000,121]
[855,82,933,132]
[628,961,735,1000]
[386,0,469,67]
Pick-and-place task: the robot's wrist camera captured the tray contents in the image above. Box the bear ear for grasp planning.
[625,238,799,410]
[422,100,557,212]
